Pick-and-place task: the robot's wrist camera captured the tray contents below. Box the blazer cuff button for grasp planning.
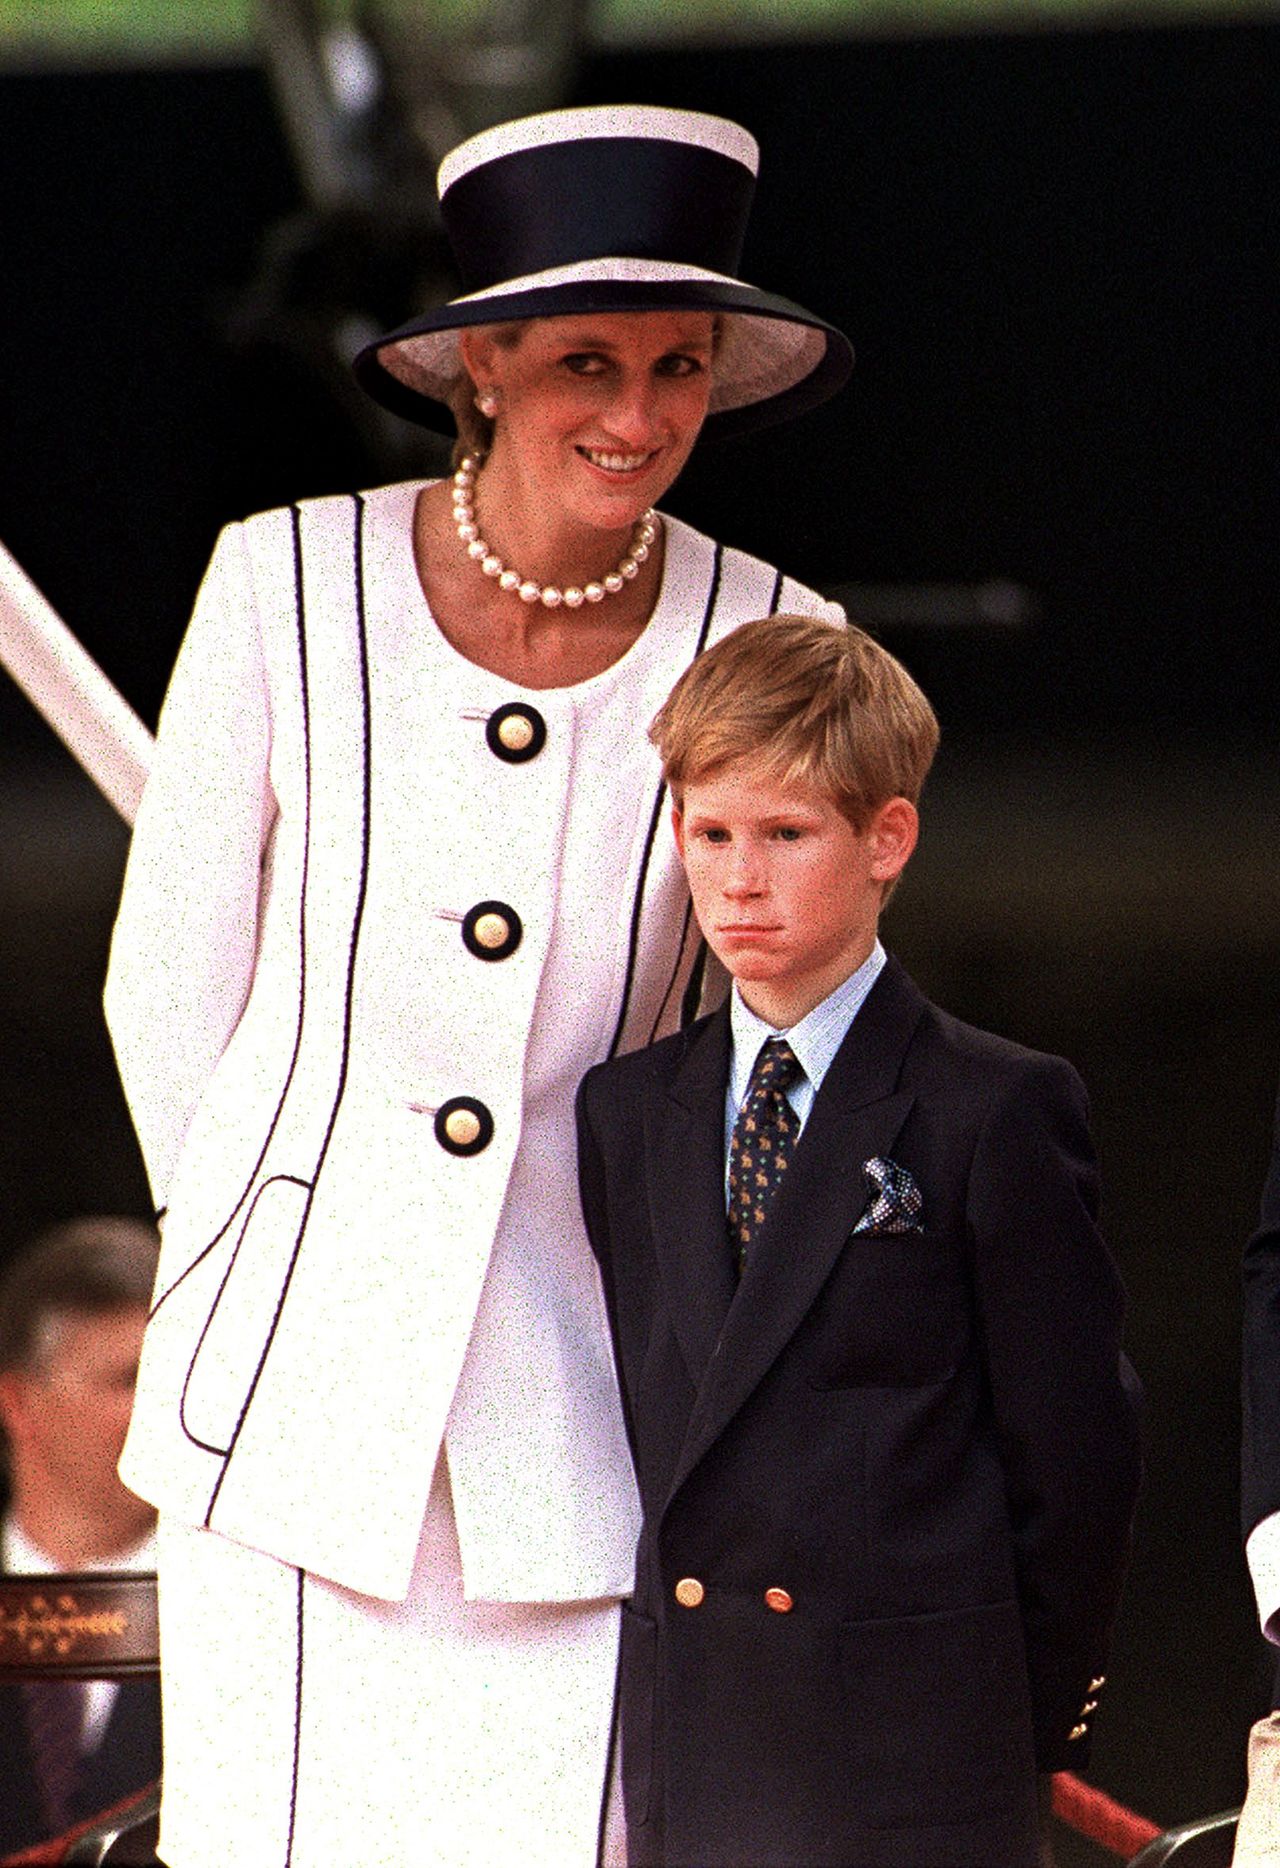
[435,1098,494,1156]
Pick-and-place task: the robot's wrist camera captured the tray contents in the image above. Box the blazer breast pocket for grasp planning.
[180,1174,312,1452]
[807,1230,968,1389]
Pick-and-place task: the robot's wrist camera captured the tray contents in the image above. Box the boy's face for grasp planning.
[673,757,917,1028]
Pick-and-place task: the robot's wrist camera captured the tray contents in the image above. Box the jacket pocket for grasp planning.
[808,1231,966,1388]
[838,1598,1036,1827]
[618,1601,658,1829]
[181,1175,311,1452]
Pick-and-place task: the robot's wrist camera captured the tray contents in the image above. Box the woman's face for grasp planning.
[460,309,716,533]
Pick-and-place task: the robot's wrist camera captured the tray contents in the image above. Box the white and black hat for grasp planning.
[353,104,853,440]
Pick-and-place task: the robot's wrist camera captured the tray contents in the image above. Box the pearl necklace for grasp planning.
[451,455,657,609]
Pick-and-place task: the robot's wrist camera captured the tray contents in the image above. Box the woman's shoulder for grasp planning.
[201,481,432,601]
[660,511,842,622]
[230,478,433,535]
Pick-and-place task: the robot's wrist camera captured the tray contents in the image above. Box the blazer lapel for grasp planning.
[667,958,928,1501]
[643,1006,738,1391]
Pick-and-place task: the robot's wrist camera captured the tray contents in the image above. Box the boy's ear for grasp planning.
[867,797,918,883]
[671,801,687,863]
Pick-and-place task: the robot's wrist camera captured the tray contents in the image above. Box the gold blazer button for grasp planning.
[674,1577,705,1609]
[763,1587,794,1614]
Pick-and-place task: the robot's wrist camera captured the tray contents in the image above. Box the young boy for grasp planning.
[576,616,1142,1868]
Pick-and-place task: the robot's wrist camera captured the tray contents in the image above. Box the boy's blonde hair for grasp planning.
[650,614,939,828]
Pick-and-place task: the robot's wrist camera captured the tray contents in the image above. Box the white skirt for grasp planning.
[155,1458,627,1868]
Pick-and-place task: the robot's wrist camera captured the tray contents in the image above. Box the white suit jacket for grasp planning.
[106,481,841,1602]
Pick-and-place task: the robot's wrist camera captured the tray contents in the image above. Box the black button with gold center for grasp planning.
[434,1098,494,1157]
[461,901,522,962]
[486,703,546,764]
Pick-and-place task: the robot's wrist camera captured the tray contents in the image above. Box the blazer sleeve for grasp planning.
[966,1052,1143,1770]
[104,522,275,1213]
[575,1066,644,1466]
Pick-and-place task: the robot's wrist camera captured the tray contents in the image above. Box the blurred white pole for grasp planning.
[0,540,153,828]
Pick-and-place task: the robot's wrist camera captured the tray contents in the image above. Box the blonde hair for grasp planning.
[650,614,939,830]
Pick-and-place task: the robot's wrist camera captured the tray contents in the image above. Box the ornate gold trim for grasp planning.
[0,1573,158,1679]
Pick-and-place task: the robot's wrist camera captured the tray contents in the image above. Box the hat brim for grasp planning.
[353,275,853,442]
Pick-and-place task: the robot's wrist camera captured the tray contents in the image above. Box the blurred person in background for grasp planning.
[0,1214,161,1857]
[1237,1089,1280,1864]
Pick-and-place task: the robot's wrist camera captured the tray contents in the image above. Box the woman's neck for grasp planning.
[467,452,643,591]
[414,480,666,690]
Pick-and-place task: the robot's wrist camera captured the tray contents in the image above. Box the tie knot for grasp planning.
[750,1037,802,1095]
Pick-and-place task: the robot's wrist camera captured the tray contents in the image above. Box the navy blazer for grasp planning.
[577,955,1142,1868]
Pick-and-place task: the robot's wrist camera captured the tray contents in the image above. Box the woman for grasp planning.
[105,104,851,1868]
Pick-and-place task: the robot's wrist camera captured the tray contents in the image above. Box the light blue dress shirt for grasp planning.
[724,940,887,1194]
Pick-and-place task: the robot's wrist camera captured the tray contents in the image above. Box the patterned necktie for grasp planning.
[727,1038,802,1273]
[22,1677,85,1835]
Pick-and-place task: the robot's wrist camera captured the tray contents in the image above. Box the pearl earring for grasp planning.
[474,390,499,419]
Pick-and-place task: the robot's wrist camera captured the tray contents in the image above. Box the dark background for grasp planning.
[1,20,1277,1853]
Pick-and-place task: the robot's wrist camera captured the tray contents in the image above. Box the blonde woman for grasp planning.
[106,104,851,1868]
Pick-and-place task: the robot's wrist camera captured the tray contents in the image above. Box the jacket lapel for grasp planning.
[667,958,928,1502]
[643,1006,738,1391]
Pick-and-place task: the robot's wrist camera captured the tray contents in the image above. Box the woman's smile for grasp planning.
[576,445,659,475]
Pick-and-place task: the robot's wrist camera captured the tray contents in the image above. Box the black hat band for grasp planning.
[443,138,756,295]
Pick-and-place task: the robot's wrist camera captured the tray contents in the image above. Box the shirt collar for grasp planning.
[729,939,887,1104]
[2,1513,157,1575]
